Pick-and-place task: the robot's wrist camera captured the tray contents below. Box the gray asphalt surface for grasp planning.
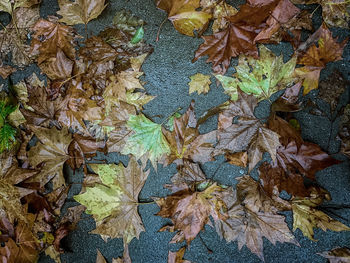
[1,0,350,262]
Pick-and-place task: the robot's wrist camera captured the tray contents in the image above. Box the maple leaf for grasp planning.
[112,9,144,35]
[0,216,41,263]
[57,0,107,26]
[293,0,350,28]
[27,126,72,189]
[291,187,350,240]
[56,81,104,131]
[215,176,297,261]
[30,17,79,80]
[295,23,348,94]
[156,162,229,244]
[19,73,62,128]
[74,157,149,245]
[318,247,350,263]
[193,0,294,74]
[215,91,281,171]
[0,157,38,224]
[163,101,216,165]
[0,7,39,67]
[260,118,341,197]
[121,113,170,168]
[156,0,212,37]
[216,45,296,101]
[188,73,211,95]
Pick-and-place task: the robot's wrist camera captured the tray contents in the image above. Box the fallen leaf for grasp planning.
[57,0,107,25]
[225,151,248,167]
[156,0,212,36]
[338,104,350,158]
[156,169,229,244]
[295,23,348,94]
[293,0,350,28]
[0,0,39,15]
[74,157,149,244]
[188,73,211,95]
[27,126,72,189]
[211,1,238,33]
[318,247,350,263]
[318,70,348,112]
[292,188,350,240]
[121,113,170,168]
[163,101,216,165]
[215,176,297,261]
[0,7,40,67]
[0,63,16,79]
[220,45,296,101]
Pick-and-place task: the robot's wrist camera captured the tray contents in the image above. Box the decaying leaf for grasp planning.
[27,126,72,189]
[215,176,297,261]
[338,104,350,158]
[188,73,211,95]
[295,23,348,94]
[57,0,107,25]
[0,7,40,67]
[293,0,350,28]
[74,157,149,244]
[292,188,350,240]
[163,101,216,165]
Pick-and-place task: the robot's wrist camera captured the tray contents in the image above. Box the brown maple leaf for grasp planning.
[0,216,41,263]
[259,136,341,197]
[30,17,79,80]
[156,162,229,244]
[163,101,216,166]
[193,0,297,74]
[215,92,281,171]
[27,126,72,189]
[19,73,62,128]
[215,176,297,261]
[295,23,348,94]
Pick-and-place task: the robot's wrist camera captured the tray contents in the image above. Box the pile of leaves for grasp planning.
[0,0,349,262]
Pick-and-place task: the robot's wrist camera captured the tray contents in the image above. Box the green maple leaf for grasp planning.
[121,114,170,168]
[216,45,296,101]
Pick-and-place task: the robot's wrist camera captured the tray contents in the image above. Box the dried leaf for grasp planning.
[318,247,350,263]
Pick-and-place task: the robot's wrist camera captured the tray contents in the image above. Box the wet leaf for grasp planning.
[156,0,212,36]
[188,73,211,95]
[295,23,348,94]
[74,157,149,244]
[121,113,170,168]
[215,176,297,261]
[163,101,216,165]
[57,0,107,25]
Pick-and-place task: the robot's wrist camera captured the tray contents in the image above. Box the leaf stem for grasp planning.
[156,17,167,42]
